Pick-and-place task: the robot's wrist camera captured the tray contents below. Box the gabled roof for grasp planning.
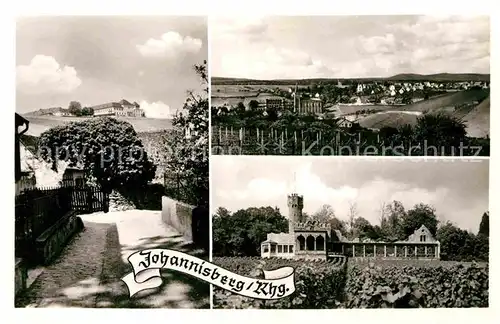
[119,99,133,106]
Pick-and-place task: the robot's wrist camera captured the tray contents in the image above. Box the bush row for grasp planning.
[212,258,489,309]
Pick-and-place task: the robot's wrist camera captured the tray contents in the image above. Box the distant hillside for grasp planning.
[388,73,490,82]
[401,89,489,113]
[212,73,490,85]
[463,96,490,138]
[357,91,490,138]
[21,115,173,137]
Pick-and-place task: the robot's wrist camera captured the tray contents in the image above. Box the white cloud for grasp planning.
[139,100,173,119]
[358,33,397,54]
[136,31,202,59]
[212,16,268,40]
[218,45,335,79]
[214,160,455,227]
[16,55,82,95]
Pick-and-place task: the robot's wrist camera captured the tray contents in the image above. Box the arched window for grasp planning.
[316,236,325,251]
[306,235,315,251]
[297,235,305,250]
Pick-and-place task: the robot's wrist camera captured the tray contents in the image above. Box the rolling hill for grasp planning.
[21,115,173,137]
[400,89,489,113]
[212,73,490,85]
[356,91,490,138]
[462,96,490,138]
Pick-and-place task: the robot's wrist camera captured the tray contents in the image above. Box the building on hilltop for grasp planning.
[92,99,145,117]
[261,191,441,261]
[31,107,74,117]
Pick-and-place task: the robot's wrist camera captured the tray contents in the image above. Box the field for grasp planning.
[401,88,488,113]
[212,257,488,309]
[463,96,490,138]
[358,111,420,129]
[22,115,173,136]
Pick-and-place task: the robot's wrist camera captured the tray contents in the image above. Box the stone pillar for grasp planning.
[353,245,355,257]
[374,245,376,257]
[424,246,427,257]
[363,245,366,258]
[314,238,316,251]
[404,246,408,257]
[437,243,440,259]
[341,244,344,254]
[384,245,387,257]
[415,246,417,258]
[395,245,397,257]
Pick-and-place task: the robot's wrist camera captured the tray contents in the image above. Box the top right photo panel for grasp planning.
[210,16,490,156]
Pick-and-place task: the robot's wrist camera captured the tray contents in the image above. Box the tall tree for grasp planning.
[68,101,82,115]
[478,211,489,237]
[402,203,439,237]
[381,200,406,240]
[347,201,358,238]
[163,61,208,206]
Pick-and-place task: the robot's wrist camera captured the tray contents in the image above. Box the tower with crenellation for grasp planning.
[287,193,304,234]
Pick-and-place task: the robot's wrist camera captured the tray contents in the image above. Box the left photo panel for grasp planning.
[15,16,209,308]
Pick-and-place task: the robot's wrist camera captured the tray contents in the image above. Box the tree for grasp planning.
[68,101,82,116]
[235,102,246,114]
[380,200,406,240]
[164,60,208,206]
[402,203,439,237]
[248,100,260,111]
[81,107,94,116]
[414,113,467,150]
[212,206,288,256]
[309,204,347,235]
[352,217,376,239]
[347,201,359,238]
[478,211,489,237]
[312,204,335,222]
[436,221,486,261]
[38,117,156,192]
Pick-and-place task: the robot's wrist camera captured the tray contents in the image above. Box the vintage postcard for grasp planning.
[210,16,490,157]
[14,16,209,308]
[211,156,489,309]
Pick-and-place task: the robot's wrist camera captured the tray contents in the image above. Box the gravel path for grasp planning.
[16,210,210,308]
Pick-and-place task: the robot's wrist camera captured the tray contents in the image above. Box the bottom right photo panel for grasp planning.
[211,156,489,309]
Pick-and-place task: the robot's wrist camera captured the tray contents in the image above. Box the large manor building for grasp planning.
[92,99,145,117]
[261,192,441,260]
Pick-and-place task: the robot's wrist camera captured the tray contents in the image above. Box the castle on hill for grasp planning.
[260,192,441,260]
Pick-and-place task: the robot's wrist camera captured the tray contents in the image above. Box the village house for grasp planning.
[337,117,353,128]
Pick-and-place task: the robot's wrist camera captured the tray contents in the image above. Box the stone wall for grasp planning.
[15,258,27,297]
[35,211,84,265]
[161,196,195,241]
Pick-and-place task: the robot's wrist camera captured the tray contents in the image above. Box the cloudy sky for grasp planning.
[211,15,490,79]
[212,157,489,233]
[16,16,207,117]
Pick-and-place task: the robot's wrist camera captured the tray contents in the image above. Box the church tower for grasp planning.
[287,193,304,234]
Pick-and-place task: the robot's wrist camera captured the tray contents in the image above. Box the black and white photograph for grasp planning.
[210,16,490,156]
[14,16,210,308]
[211,156,489,308]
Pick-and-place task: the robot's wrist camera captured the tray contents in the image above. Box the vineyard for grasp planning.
[210,127,489,156]
[212,257,489,309]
